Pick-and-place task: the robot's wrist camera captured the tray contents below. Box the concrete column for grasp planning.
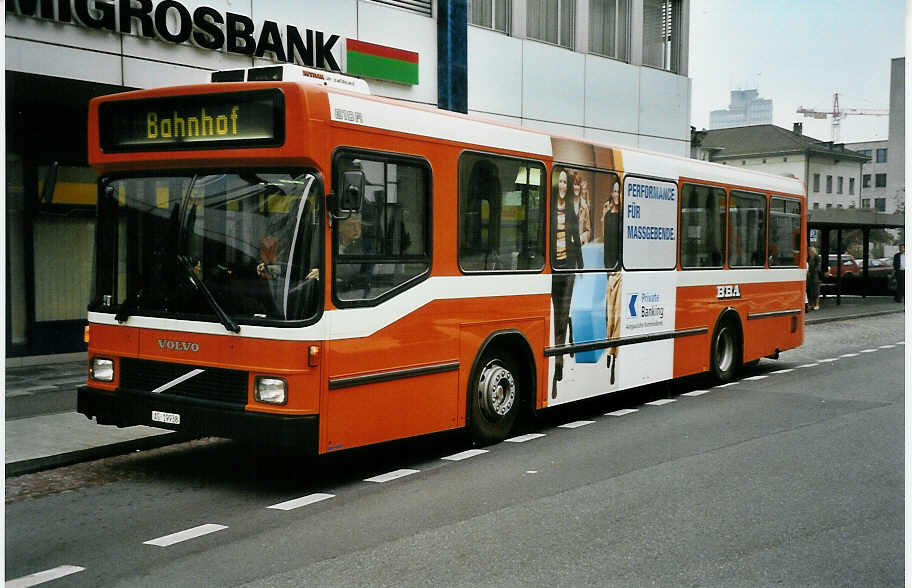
[438,0,468,113]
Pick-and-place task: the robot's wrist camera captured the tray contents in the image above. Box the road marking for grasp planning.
[744,375,768,381]
[525,470,539,474]
[559,420,595,428]
[646,398,676,406]
[897,341,906,345]
[818,358,839,363]
[606,408,639,416]
[840,353,859,358]
[860,349,877,353]
[268,493,335,511]
[364,469,419,483]
[770,369,794,374]
[682,390,709,397]
[144,524,227,547]
[6,566,85,588]
[715,382,738,388]
[506,433,546,443]
[442,449,489,461]
[880,344,896,349]
[798,363,818,368]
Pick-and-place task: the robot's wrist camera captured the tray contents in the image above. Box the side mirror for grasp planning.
[340,170,365,212]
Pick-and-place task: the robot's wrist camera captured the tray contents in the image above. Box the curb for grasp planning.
[805,308,904,326]
[6,432,193,477]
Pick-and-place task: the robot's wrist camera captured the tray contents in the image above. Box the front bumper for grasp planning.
[77,385,319,452]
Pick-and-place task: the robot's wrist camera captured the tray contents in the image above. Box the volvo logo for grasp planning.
[157,339,200,352]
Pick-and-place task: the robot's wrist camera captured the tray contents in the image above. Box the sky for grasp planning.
[689,0,905,144]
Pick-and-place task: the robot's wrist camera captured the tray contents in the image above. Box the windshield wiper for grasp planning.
[177,255,241,333]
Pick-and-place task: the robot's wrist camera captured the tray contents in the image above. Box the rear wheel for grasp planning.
[710,318,740,382]
[468,351,521,445]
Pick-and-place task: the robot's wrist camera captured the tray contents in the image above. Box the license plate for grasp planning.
[151,410,181,425]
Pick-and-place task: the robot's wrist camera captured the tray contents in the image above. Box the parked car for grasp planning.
[823,253,894,295]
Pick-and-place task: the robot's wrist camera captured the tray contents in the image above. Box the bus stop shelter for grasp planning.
[808,208,905,305]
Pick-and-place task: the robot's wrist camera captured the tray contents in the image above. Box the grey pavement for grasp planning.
[4,295,904,477]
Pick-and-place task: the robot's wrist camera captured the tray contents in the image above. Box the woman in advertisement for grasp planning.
[551,167,583,398]
[572,171,591,245]
[603,178,622,385]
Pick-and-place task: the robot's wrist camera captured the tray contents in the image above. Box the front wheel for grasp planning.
[468,352,521,445]
[710,319,740,383]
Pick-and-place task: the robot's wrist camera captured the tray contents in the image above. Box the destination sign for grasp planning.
[99,89,284,152]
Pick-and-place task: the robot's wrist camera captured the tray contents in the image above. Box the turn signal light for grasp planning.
[84,325,90,343]
[308,345,320,367]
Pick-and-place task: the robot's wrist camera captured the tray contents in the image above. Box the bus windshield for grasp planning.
[93,170,322,325]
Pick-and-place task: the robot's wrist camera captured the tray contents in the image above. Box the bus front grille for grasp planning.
[120,358,249,406]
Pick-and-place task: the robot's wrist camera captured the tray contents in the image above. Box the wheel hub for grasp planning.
[477,360,516,420]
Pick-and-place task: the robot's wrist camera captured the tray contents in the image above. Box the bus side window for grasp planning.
[458,152,546,273]
[680,183,726,269]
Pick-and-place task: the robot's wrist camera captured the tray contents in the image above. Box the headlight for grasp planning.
[90,357,114,382]
[255,377,287,405]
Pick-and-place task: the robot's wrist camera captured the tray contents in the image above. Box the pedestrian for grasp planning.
[806,246,821,311]
[893,244,904,302]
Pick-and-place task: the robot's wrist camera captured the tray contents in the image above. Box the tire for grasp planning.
[710,318,740,383]
[467,350,521,445]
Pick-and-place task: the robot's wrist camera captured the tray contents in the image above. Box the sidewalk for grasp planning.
[5,296,904,476]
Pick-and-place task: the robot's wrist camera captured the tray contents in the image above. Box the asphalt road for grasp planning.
[6,315,905,587]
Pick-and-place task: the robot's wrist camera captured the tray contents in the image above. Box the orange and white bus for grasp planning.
[78,65,805,452]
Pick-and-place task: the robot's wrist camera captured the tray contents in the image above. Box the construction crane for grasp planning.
[796,92,889,142]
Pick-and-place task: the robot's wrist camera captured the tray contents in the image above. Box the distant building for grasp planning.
[843,140,890,211]
[709,89,773,129]
[692,123,867,210]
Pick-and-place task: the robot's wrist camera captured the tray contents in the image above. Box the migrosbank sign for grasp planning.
[8,0,420,85]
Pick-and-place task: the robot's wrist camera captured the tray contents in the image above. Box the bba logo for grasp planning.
[716,285,741,299]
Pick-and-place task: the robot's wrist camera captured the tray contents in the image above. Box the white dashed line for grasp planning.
[798,363,819,368]
[840,353,859,358]
[606,408,639,416]
[6,566,86,588]
[770,369,794,374]
[715,382,738,388]
[144,524,227,547]
[506,433,546,443]
[525,470,539,474]
[559,420,595,429]
[268,493,335,511]
[646,398,676,406]
[442,449,489,461]
[818,358,839,363]
[364,469,419,483]
[897,341,905,345]
[744,375,768,381]
[880,344,896,349]
[682,390,709,397]
[860,349,877,353]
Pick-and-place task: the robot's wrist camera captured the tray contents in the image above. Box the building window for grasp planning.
[528,0,575,49]
[369,0,432,17]
[876,148,887,163]
[642,0,681,72]
[875,173,887,188]
[590,0,629,60]
[862,174,871,188]
[859,149,872,160]
[875,198,886,212]
[470,0,511,33]
[849,177,855,195]
[813,202,820,209]
[837,176,843,194]
[825,175,832,194]
[813,173,820,192]
[826,203,832,209]
[861,198,870,208]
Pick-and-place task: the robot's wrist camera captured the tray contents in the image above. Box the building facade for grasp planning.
[709,88,772,130]
[6,0,692,357]
[843,139,893,212]
[692,124,866,210]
